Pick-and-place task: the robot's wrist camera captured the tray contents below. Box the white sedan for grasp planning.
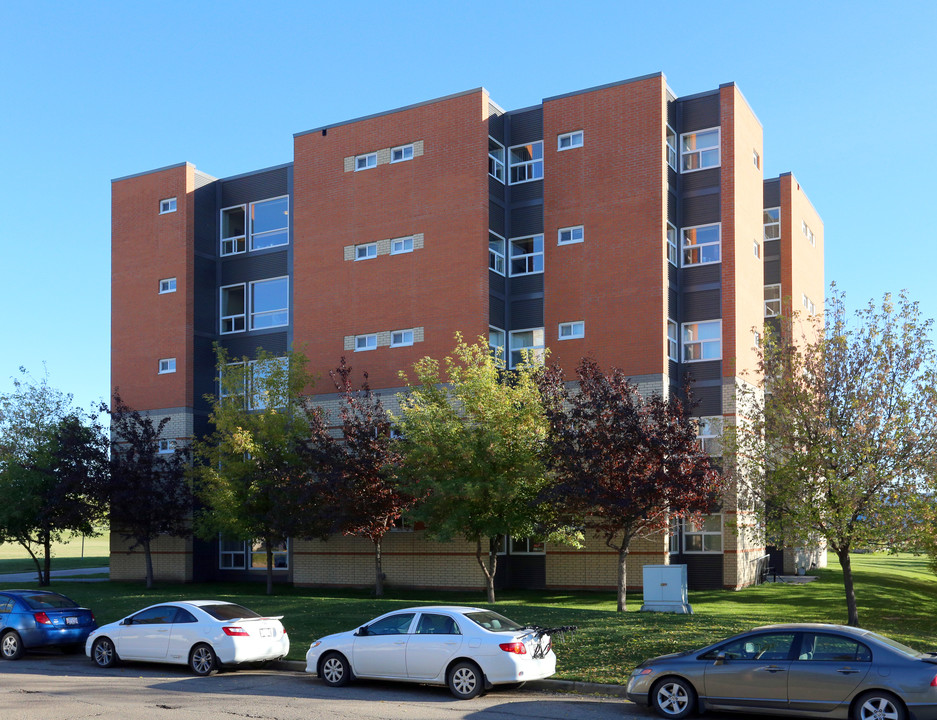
[305,605,558,699]
[85,600,289,675]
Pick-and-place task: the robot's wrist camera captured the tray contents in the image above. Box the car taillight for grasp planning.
[931,673,937,687]
[34,612,52,625]
[223,626,249,636]
[499,642,527,655]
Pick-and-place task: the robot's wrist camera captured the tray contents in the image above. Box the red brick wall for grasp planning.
[543,75,668,377]
[293,91,491,391]
[111,164,194,410]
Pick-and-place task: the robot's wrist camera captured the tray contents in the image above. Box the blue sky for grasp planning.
[1,1,934,412]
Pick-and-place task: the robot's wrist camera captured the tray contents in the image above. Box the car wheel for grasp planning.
[853,691,907,720]
[448,660,483,700]
[1,631,24,661]
[652,676,697,719]
[189,643,218,676]
[320,651,350,687]
[92,637,118,668]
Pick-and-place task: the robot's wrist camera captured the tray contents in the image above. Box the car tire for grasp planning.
[853,691,907,720]
[448,660,483,700]
[1,630,24,661]
[651,676,697,719]
[91,637,118,668]
[189,643,218,676]
[320,651,350,687]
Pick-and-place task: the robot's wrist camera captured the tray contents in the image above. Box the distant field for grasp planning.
[0,531,109,575]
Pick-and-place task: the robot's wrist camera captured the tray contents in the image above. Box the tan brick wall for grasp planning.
[109,532,194,583]
[546,528,668,590]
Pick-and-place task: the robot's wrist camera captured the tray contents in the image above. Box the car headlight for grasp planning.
[631,667,654,676]
[309,641,321,649]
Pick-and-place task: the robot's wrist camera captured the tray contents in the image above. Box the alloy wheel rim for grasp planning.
[2,635,17,656]
[658,683,689,715]
[192,648,212,674]
[861,697,898,720]
[94,641,112,665]
[323,658,343,683]
[452,668,477,695]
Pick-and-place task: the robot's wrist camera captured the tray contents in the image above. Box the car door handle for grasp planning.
[393,640,406,645]
[157,628,169,633]
[836,668,860,674]
[757,666,786,673]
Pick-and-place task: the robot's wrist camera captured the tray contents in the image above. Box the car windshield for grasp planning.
[200,603,261,621]
[463,610,523,632]
[20,593,79,610]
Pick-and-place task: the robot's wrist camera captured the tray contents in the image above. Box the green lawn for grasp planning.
[0,532,109,575]
[2,552,933,685]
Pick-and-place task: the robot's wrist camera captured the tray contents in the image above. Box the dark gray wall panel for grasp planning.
[221,167,289,208]
[193,335,217,415]
[488,176,505,202]
[194,183,217,255]
[508,109,543,145]
[685,363,722,382]
[763,179,781,208]
[509,181,543,204]
[669,288,678,318]
[682,264,721,286]
[222,332,288,359]
[489,201,505,236]
[510,298,544,329]
[668,262,677,288]
[682,192,720,226]
[683,289,721,321]
[221,251,288,285]
[682,554,723,590]
[488,270,505,295]
[764,259,781,285]
[667,100,677,127]
[489,296,505,327]
[194,257,216,333]
[764,239,780,260]
[510,205,544,236]
[686,380,721,415]
[488,112,504,140]
[668,360,678,381]
[679,94,720,132]
[681,168,720,192]
[510,274,544,295]
[668,190,677,224]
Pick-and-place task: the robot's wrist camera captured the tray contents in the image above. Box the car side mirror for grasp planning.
[355,626,368,637]
[714,651,727,665]
[121,618,132,626]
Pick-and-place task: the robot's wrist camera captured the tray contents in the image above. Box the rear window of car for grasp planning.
[200,603,261,621]
[463,610,523,632]
[866,631,924,658]
[20,593,79,610]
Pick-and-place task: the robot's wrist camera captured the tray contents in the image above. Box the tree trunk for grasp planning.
[474,537,497,604]
[617,545,629,612]
[836,546,860,627]
[266,542,274,596]
[143,537,154,589]
[21,540,44,586]
[42,535,52,587]
[374,538,384,598]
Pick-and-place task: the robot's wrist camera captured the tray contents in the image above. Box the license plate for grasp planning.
[65,617,78,625]
[259,628,273,637]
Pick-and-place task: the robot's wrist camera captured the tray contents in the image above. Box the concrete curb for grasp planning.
[270,660,631,698]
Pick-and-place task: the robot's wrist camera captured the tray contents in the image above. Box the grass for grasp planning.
[0,532,109,575]
[2,552,934,685]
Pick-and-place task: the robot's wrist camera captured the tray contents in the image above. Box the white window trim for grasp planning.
[682,513,723,554]
[764,283,781,318]
[508,537,545,555]
[355,242,378,261]
[667,222,678,266]
[355,152,377,171]
[159,278,177,294]
[390,329,414,348]
[390,144,414,163]
[508,141,544,185]
[159,198,177,214]
[558,321,584,340]
[219,536,247,570]
[557,130,583,151]
[158,439,175,454]
[220,283,246,335]
[666,125,677,171]
[508,234,544,277]
[158,358,176,374]
[508,327,545,369]
[682,320,722,363]
[355,334,377,352]
[667,320,678,362]
[220,204,247,256]
[488,137,505,183]
[802,293,816,316]
[390,236,414,255]
[753,240,761,258]
[681,223,721,267]
[680,126,721,173]
[488,232,506,276]
[489,326,506,367]
[249,539,289,571]
[764,207,781,241]
[249,276,289,331]
[558,225,584,246]
[249,195,290,252]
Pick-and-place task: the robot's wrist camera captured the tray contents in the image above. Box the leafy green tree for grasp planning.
[193,347,338,595]
[539,358,724,612]
[396,335,577,603]
[104,392,193,589]
[730,288,937,627]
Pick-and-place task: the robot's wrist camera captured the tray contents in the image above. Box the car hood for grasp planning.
[310,630,355,647]
[639,650,691,667]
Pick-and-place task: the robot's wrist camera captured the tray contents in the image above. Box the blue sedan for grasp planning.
[1,589,97,660]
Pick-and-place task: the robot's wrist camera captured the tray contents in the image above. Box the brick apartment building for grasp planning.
[110,72,825,591]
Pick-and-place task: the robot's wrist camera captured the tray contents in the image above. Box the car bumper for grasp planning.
[217,635,290,665]
[482,651,556,684]
[21,625,94,649]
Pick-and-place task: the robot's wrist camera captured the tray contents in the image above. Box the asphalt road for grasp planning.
[0,651,642,720]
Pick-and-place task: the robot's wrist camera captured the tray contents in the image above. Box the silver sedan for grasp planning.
[626,623,937,720]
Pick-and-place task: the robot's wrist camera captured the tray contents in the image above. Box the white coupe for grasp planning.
[305,605,559,699]
[85,600,289,675]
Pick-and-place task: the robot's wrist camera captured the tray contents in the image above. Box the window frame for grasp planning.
[558,225,584,246]
[488,137,505,182]
[159,197,177,214]
[390,144,414,163]
[681,223,721,267]
[249,539,289,570]
[764,207,781,241]
[355,334,377,352]
[489,326,506,367]
[666,126,678,170]
[509,537,545,555]
[488,232,506,276]
[508,327,545,369]
[220,204,247,256]
[157,439,175,454]
[390,236,414,255]
[680,127,721,173]
[220,283,246,334]
[697,416,723,456]
[158,358,176,374]
[159,278,177,294]
[682,513,723,553]
[508,234,544,277]
[667,222,678,266]
[668,320,678,362]
[249,195,289,252]
[355,152,377,171]
[508,141,544,185]
[803,293,816,315]
[558,321,584,340]
[765,283,781,318]
[249,276,289,331]
[557,130,583,151]
[753,239,761,258]
[390,329,414,348]
[682,320,722,363]
[355,242,378,261]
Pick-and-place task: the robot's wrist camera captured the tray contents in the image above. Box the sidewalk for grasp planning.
[0,566,109,583]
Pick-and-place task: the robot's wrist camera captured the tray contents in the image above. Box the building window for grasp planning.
[250,277,289,330]
[158,358,176,374]
[250,196,289,251]
[558,225,584,245]
[391,144,414,163]
[219,537,247,570]
[682,320,721,362]
[509,537,545,555]
[489,327,505,366]
[753,240,761,258]
[764,207,780,241]
[355,334,377,352]
[157,439,175,454]
[753,329,762,349]
[488,138,505,182]
[680,128,720,172]
[220,284,246,334]
[391,236,413,255]
[667,223,678,266]
[668,320,678,362]
[557,131,583,150]
[509,234,544,276]
[681,223,721,266]
[355,152,377,171]
[159,198,177,214]
[764,284,781,317]
[753,149,761,169]
[509,328,545,368]
[558,321,584,340]
[683,514,722,553]
[250,539,288,569]
[488,232,505,275]
[802,220,816,246]
[803,293,816,315]
[159,278,176,294]
[221,205,247,256]
[355,242,377,260]
[666,126,677,170]
[697,416,723,456]
[508,141,543,184]
[391,329,414,347]
[248,356,288,411]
